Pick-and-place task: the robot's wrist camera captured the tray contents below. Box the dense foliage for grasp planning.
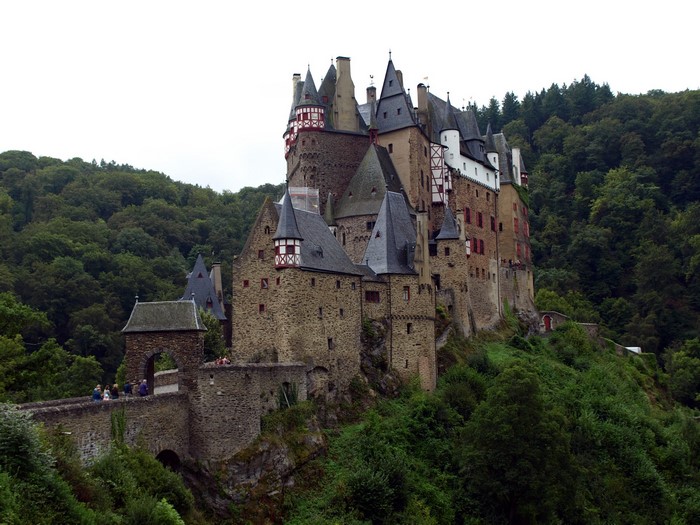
[282,324,700,524]
[0,403,202,524]
[0,150,283,396]
[473,80,700,360]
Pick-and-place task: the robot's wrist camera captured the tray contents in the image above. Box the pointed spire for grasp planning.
[298,67,321,107]
[324,192,337,226]
[463,108,482,141]
[441,92,459,132]
[484,122,497,153]
[435,207,460,240]
[273,187,303,241]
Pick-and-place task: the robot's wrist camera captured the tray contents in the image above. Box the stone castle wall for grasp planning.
[287,130,369,215]
[26,393,190,464]
[188,362,307,461]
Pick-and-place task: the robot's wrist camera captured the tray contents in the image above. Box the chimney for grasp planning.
[292,73,301,100]
[334,56,359,132]
[366,85,377,104]
[396,70,404,89]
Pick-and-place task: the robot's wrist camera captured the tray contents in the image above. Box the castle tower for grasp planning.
[296,67,325,133]
[440,93,461,170]
[273,188,303,268]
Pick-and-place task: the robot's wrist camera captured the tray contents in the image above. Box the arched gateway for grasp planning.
[122,299,206,395]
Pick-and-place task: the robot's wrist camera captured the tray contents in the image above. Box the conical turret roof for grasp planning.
[435,206,460,240]
[273,188,303,241]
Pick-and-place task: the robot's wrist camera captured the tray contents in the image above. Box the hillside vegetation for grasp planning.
[0,79,699,523]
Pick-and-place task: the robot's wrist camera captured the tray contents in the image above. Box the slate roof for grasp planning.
[375,59,417,134]
[484,123,497,153]
[180,254,226,320]
[273,188,303,241]
[122,300,206,333]
[273,202,361,276]
[335,144,410,219]
[363,191,417,275]
[493,133,515,184]
[297,68,322,107]
[435,206,460,240]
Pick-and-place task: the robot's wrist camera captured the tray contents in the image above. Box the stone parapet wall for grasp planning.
[26,393,189,464]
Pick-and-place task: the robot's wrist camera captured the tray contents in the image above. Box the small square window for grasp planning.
[444,247,450,257]
[261,278,268,289]
[259,304,265,313]
[407,323,412,334]
[258,250,264,259]
[243,280,249,288]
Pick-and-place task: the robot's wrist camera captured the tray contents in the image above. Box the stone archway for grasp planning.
[156,449,181,471]
[122,301,206,395]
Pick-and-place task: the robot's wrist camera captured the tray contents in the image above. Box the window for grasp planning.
[444,247,450,256]
[383,111,387,119]
[310,277,316,287]
[490,216,496,231]
[465,208,471,224]
[318,307,323,318]
[499,222,503,232]
[479,239,485,255]
[420,170,424,188]
[261,278,268,289]
[259,304,265,313]
[366,221,375,231]
[514,218,519,233]
[336,280,341,289]
[424,146,428,157]
[486,192,490,201]
[258,249,264,259]
[276,277,280,286]
[342,232,346,245]
[339,308,344,318]
[327,338,334,350]
[351,282,356,290]
[397,108,401,115]
[264,226,271,234]
[477,212,483,228]
[365,290,380,303]
[517,243,522,257]
[243,280,249,288]
[403,286,410,301]
[513,202,517,211]
[476,189,479,198]
[388,143,393,153]
[429,243,437,256]
[407,323,412,334]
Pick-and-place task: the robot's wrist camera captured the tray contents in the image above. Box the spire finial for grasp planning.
[389,49,392,60]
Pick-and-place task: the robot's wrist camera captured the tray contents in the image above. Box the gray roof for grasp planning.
[273,188,303,241]
[493,133,515,184]
[122,300,206,333]
[484,123,497,153]
[335,144,408,219]
[435,206,460,240]
[273,202,361,276]
[363,191,417,275]
[375,59,417,133]
[297,68,321,107]
[180,254,226,320]
[441,93,459,132]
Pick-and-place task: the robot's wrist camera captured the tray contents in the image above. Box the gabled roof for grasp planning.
[273,188,303,241]
[435,206,460,240]
[181,254,226,320]
[335,144,410,219]
[122,300,206,333]
[363,191,417,275]
[375,59,417,133]
[273,202,361,276]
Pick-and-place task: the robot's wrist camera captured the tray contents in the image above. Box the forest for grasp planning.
[0,78,699,523]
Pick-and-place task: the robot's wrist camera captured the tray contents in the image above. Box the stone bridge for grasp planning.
[21,300,308,466]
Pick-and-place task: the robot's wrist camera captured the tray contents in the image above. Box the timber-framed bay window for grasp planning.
[274,239,301,267]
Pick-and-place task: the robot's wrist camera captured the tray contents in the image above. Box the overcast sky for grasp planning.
[1,1,696,194]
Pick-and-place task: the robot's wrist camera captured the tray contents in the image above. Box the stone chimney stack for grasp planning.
[333,56,359,132]
[366,85,377,104]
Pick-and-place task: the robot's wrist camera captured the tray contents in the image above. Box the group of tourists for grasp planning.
[91,379,149,401]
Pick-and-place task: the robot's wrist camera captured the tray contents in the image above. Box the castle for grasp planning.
[228,55,535,393]
[26,54,537,465]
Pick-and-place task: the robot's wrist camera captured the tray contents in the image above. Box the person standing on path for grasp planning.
[138,379,148,397]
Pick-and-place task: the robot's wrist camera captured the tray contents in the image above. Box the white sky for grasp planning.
[1,1,696,194]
